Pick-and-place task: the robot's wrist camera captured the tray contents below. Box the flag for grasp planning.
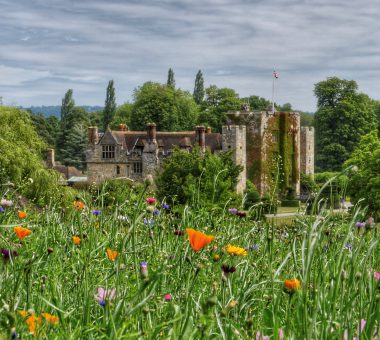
[273,71,279,79]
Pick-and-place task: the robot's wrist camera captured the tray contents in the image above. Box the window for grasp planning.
[133,162,142,174]
[102,145,115,159]
[116,165,120,175]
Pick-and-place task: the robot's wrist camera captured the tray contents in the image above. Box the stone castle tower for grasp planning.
[300,127,315,176]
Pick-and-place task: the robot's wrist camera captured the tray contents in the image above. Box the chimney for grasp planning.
[147,123,157,142]
[118,124,128,131]
[88,127,99,145]
[206,127,212,133]
[46,148,55,168]
[196,125,206,150]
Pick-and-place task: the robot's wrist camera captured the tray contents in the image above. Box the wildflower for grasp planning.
[164,294,172,300]
[344,243,352,250]
[72,236,81,245]
[161,203,169,209]
[117,215,129,222]
[355,222,366,228]
[18,310,28,317]
[92,209,101,216]
[26,314,41,335]
[153,209,160,215]
[144,219,154,225]
[18,211,27,219]
[0,199,13,207]
[146,197,156,204]
[374,272,380,280]
[174,229,184,236]
[0,206,5,213]
[284,279,300,293]
[186,228,214,252]
[140,261,148,279]
[11,327,17,339]
[226,244,247,256]
[41,312,59,325]
[14,226,32,239]
[221,264,236,278]
[228,208,238,214]
[107,248,118,261]
[73,201,85,210]
[249,244,260,251]
[236,211,247,218]
[213,254,220,262]
[1,248,18,260]
[95,287,116,306]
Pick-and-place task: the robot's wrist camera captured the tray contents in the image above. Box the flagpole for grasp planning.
[272,71,275,113]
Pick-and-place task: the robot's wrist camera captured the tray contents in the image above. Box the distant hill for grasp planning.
[25,105,104,117]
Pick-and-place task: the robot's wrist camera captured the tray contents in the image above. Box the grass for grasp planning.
[0,188,379,339]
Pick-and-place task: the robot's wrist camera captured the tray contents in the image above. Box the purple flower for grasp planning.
[249,244,260,251]
[355,222,366,228]
[0,199,13,207]
[144,219,154,225]
[161,203,169,209]
[1,248,18,260]
[95,287,116,305]
[344,243,352,250]
[92,209,101,216]
[0,207,5,213]
[140,261,148,279]
[164,294,172,301]
[228,208,238,214]
[153,210,160,216]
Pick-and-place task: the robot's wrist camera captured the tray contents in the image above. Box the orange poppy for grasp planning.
[26,314,41,335]
[186,228,214,251]
[14,226,32,239]
[18,211,27,219]
[73,201,85,210]
[284,279,300,293]
[72,236,81,245]
[107,248,118,261]
[41,312,59,325]
[18,310,28,317]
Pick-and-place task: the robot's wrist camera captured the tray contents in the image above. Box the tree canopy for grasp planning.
[193,70,205,104]
[129,82,199,131]
[314,77,377,171]
[103,80,117,131]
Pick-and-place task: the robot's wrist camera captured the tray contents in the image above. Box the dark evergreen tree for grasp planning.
[102,80,116,131]
[193,70,205,104]
[167,68,175,88]
[60,89,75,128]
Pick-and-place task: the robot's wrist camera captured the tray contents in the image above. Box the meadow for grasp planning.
[0,184,379,339]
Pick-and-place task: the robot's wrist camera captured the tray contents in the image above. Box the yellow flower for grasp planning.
[226,244,247,256]
[41,312,59,325]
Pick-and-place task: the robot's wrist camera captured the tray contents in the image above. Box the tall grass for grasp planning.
[0,182,378,338]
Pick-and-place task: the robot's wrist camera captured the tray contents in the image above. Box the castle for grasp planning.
[86,109,314,197]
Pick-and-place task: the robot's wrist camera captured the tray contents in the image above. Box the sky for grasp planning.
[1,0,379,112]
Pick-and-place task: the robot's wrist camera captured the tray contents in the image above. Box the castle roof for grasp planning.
[109,130,222,152]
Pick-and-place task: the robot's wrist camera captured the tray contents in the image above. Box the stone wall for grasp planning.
[300,127,315,176]
[222,125,247,193]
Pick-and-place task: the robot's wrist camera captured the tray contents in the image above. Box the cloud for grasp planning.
[0,0,379,110]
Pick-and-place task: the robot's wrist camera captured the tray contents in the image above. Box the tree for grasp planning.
[130,82,198,131]
[193,70,205,104]
[241,95,271,111]
[60,89,75,128]
[30,113,60,147]
[110,103,133,129]
[103,80,116,131]
[167,68,175,88]
[300,112,314,127]
[199,85,241,132]
[156,147,242,205]
[314,77,377,171]
[344,130,380,219]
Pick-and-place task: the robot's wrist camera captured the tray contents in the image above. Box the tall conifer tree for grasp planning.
[103,80,116,131]
[193,70,205,104]
[167,68,175,88]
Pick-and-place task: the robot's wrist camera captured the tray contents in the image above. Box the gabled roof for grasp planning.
[99,129,120,145]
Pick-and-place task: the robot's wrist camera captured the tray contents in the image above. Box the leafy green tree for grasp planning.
[110,103,133,128]
[344,130,380,219]
[314,77,377,171]
[241,95,271,111]
[130,82,198,131]
[278,102,292,111]
[300,112,314,127]
[0,106,69,205]
[103,80,116,131]
[193,70,205,104]
[199,85,241,132]
[167,68,175,88]
[156,147,242,205]
[60,89,75,128]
